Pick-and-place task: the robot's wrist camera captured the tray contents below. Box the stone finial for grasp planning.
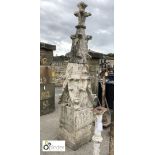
[77,2,87,11]
[74,2,91,27]
[69,2,92,64]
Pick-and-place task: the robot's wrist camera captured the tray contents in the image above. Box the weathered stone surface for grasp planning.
[58,63,94,150]
[58,105,94,150]
[40,42,56,115]
[40,66,53,84]
[40,83,55,115]
[60,63,94,109]
[58,2,95,150]
[69,2,92,64]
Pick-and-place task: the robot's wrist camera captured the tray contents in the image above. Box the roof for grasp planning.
[40,42,56,51]
[65,50,105,59]
[88,50,105,59]
[53,55,68,61]
[61,50,114,60]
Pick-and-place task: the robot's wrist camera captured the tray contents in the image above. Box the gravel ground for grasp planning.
[40,87,110,155]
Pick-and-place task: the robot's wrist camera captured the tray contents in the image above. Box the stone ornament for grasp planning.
[58,2,95,150]
[69,1,92,64]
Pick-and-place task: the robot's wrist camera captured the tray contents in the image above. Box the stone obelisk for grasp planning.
[58,2,95,150]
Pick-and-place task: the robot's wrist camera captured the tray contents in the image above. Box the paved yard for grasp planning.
[40,87,110,155]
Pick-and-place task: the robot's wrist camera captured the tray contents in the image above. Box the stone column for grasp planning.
[92,107,107,155]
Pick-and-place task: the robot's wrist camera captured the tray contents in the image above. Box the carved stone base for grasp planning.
[58,62,95,150]
[58,125,93,150]
[58,106,94,150]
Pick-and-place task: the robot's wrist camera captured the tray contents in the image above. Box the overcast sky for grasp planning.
[41,0,114,56]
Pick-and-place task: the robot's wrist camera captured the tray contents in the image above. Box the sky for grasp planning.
[40,0,114,56]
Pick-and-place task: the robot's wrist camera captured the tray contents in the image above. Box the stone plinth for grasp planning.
[59,106,93,150]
